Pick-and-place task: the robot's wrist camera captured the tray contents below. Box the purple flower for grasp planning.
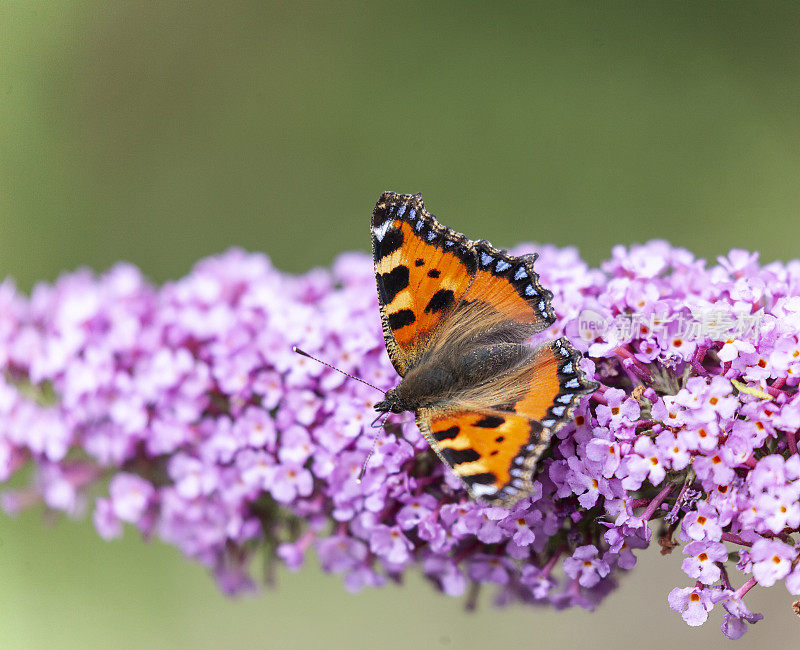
[108,473,155,523]
[680,502,723,542]
[519,564,555,599]
[316,535,368,573]
[93,498,123,540]
[596,389,640,427]
[504,514,538,548]
[721,594,764,640]
[654,431,690,471]
[467,555,513,585]
[784,565,800,595]
[624,436,667,487]
[692,449,736,488]
[396,494,439,530]
[566,456,608,508]
[668,586,716,626]
[233,405,277,450]
[344,567,387,593]
[168,454,218,500]
[277,530,315,571]
[422,556,466,596]
[603,528,647,570]
[563,545,611,588]
[681,540,728,584]
[368,525,414,565]
[266,464,314,503]
[584,436,621,478]
[750,538,796,587]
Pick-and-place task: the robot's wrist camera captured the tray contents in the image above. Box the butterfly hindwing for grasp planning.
[417,407,548,505]
[416,338,596,506]
[372,192,477,375]
[510,338,594,427]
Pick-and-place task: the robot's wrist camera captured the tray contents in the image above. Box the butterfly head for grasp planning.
[374,388,407,415]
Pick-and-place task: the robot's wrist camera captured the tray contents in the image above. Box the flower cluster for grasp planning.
[2,241,800,639]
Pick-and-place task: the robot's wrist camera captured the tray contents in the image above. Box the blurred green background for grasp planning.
[1,2,800,648]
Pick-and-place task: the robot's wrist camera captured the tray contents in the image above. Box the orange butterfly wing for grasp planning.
[416,408,545,503]
[461,238,555,338]
[372,192,556,375]
[372,192,477,375]
[416,339,595,506]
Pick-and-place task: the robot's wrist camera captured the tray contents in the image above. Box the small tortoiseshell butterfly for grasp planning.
[371,191,597,507]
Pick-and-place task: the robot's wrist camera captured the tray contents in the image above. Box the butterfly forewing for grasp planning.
[462,239,555,337]
[372,192,477,376]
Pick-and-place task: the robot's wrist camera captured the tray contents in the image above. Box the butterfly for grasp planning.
[371,191,597,508]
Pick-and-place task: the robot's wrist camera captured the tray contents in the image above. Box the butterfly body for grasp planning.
[371,192,597,507]
[376,341,533,414]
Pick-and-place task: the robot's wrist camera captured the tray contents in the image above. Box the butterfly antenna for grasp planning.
[292,346,385,394]
[357,413,390,483]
